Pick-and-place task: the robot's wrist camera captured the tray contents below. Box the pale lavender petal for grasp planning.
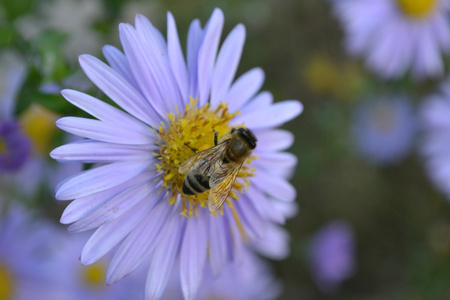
[432,12,450,51]
[254,224,290,260]
[240,91,273,115]
[80,196,155,265]
[251,170,296,202]
[55,160,151,200]
[106,199,175,284]
[225,68,265,113]
[167,12,189,103]
[102,45,140,89]
[55,117,152,145]
[246,185,285,224]
[186,19,203,99]
[134,14,184,110]
[51,141,155,163]
[254,152,298,172]
[234,100,303,130]
[254,129,294,152]
[79,54,160,125]
[208,215,232,277]
[413,23,443,78]
[119,23,169,119]
[180,213,208,300]
[145,215,184,300]
[67,180,158,232]
[197,8,224,107]
[210,24,246,107]
[235,196,266,239]
[60,89,153,136]
[60,171,153,224]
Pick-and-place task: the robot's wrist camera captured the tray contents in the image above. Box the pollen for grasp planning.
[396,0,437,19]
[155,98,255,219]
[0,262,15,300]
[82,262,105,289]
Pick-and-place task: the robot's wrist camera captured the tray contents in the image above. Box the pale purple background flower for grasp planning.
[421,79,450,202]
[163,250,281,300]
[331,0,450,79]
[352,96,416,165]
[51,8,302,300]
[0,120,31,173]
[308,220,356,293]
[0,204,66,300]
[0,51,31,175]
[51,234,145,300]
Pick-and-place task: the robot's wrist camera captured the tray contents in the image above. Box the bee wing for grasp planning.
[178,142,228,175]
[208,160,244,212]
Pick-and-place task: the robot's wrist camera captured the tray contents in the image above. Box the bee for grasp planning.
[178,127,257,212]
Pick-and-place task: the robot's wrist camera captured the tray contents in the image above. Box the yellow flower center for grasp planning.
[82,262,105,289]
[19,104,58,155]
[303,55,339,96]
[0,140,6,153]
[370,102,397,134]
[396,0,438,19]
[0,262,14,300]
[155,98,255,220]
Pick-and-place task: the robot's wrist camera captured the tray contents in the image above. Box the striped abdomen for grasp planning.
[182,173,211,195]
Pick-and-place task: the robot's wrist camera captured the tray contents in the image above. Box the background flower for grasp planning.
[421,79,450,201]
[331,0,450,79]
[0,204,65,300]
[308,220,356,294]
[352,96,416,165]
[163,249,281,300]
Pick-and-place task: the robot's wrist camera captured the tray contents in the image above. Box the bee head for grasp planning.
[233,127,257,149]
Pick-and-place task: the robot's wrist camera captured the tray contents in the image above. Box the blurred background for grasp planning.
[1,0,450,299]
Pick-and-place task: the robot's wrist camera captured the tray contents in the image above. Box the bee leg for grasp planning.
[214,130,219,146]
[184,143,197,153]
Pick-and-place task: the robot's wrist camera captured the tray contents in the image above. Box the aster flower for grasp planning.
[352,96,416,165]
[421,79,450,201]
[0,204,65,300]
[331,0,450,79]
[50,8,302,300]
[308,220,356,294]
[0,51,30,174]
[0,120,31,173]
[53,234,144,300]
[163,249,281,300]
